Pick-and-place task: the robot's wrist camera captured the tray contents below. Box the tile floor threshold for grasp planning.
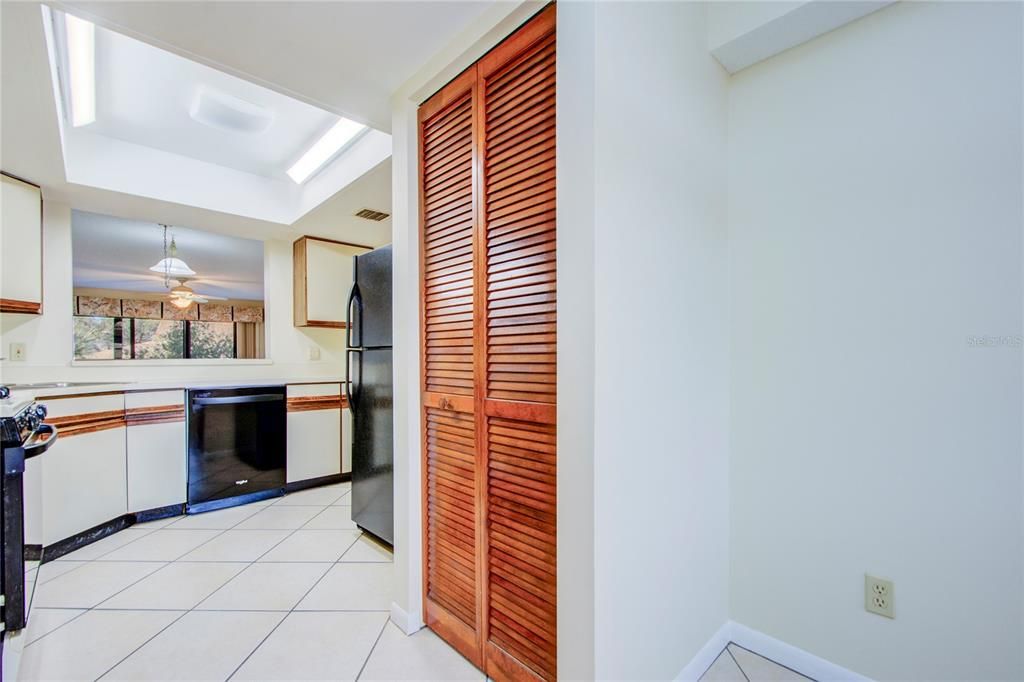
[16,481,484,681]
[700,642,813,681]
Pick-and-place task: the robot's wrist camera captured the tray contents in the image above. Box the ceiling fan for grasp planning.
[166,277,228,309]
[149,225,228,309]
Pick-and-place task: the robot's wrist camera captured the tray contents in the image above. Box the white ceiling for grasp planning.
[290,157,392,246]
[90,20,339,180]
[56,0,504,132]
[72,210,266,300]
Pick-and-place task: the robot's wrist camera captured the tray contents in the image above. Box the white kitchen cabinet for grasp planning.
[41,394,127,545]
[0,173,43,314]
[126,390,186,512]
[293,236,370,328]
[286,383,343,482]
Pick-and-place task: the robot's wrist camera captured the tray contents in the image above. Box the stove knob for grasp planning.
[34,404,48,420]
[27,413,41,431]
[0,386,9,400]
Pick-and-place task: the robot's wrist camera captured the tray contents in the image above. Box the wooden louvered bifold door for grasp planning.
[420,66,482,666]
[478,9,557,680]
[420,5,556,681]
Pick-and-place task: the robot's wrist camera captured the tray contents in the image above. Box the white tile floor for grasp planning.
[700,643,813,682]
[18,481,485,681]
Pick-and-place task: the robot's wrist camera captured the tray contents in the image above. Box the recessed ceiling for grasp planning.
[72,210,265,300]
[88,22,340,180]
[58,0,507,131]
[0,1,508,243]
[45,7,390,224]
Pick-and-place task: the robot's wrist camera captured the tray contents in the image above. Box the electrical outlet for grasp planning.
[308,347,321,361]
[865,574,894,618]
[9,343,26,361]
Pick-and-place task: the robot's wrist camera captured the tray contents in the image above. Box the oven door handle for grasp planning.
[193,394,284,406]
[23,423,57,459]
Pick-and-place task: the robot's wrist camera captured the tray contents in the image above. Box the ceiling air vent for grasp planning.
[355,208,390,222]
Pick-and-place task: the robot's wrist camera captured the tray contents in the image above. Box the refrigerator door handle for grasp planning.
[345,349,362,410]
[346,284,361,349]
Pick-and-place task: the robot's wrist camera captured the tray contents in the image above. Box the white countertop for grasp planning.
[5,377,347,401]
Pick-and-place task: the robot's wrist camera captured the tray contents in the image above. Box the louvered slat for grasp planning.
[484,31,556,405]
[487,416,557,681]
[426,406,478,629]
[424,92,475,397]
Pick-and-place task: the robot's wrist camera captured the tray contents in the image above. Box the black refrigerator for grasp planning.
[345,245,394,545]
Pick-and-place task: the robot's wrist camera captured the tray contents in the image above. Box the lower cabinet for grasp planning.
[28,383,341,549]
[126,390,186,512]
[42,394,128,546]
[286,383,344,483]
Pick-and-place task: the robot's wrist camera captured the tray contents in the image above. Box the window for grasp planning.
[189,322,235,359]
[133,319,185,359]
[73,316,116,359]
[73,317,251,360]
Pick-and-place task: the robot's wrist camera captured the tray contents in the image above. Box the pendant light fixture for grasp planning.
[149,224,196,284]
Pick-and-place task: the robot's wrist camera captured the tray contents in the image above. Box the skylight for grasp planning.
[287,118,367,184]
[65,13,95,127]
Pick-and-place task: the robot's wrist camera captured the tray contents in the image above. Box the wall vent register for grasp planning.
[354,208,391,222]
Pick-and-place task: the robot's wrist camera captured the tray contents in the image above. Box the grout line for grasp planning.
[355,615,391,681]
[223,611,290,681]
[27,502,255,647]
[25,488,381,679]
[699,650,730,681]
[726,645,751,682]
[225,516,355,680]
[95,609,193,680]
[728,642,816,681]
[88,497,305,680]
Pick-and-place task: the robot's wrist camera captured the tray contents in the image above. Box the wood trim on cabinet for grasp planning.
[0,170,44,316]
[286,394,346,412]
[293,235,372,328]
[41,390,125,401]
[47,410,127,437]
[0,298,42,314]
[124,404,186,426]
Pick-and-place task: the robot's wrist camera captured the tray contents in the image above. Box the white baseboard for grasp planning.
[678,621,872,682]
[389,601,424,635]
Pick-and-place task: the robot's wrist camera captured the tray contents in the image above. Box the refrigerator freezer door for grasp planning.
[350,347,394,544]
[353,245,392,348]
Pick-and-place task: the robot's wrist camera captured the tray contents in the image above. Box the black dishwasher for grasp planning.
[187,386,286,513]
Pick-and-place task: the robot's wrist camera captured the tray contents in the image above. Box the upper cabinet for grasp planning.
[0,172,43,314]
[293,235,370,328]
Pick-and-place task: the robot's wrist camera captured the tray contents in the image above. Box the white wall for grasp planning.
[728,2,1024,680]
[555,2,597,677]
[588,3,731,678]
[0,201,345,384]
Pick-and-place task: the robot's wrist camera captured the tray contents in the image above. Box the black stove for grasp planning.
[0,386,57,634]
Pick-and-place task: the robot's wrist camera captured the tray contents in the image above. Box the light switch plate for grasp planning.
[10,343,26,361]
[308,347,321,361]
